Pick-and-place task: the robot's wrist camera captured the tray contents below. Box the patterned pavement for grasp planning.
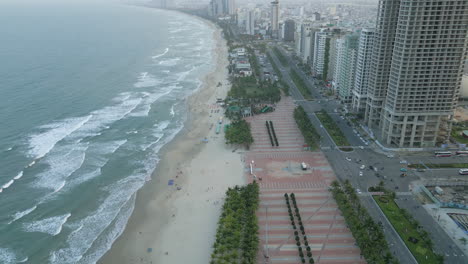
[244,97,366,264]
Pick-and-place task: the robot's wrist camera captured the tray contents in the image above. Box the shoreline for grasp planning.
[99,13,245,264]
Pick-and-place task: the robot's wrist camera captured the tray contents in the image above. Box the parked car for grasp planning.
[346,157,352,162]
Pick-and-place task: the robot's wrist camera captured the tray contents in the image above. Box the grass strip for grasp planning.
[273,47,288,67]
[315,110,350,146]
[294,106,320,150]
[289,69,313,100]
[409,163,468,169]
[374,196,444,264]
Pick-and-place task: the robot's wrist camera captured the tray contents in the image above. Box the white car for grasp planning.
[356,188,362,194]
[400,160,407,164]
[387,154,394,158]
[346,157,352,162]
[359,171,363,176]
[359,146,364,150]
[360,165,366,170]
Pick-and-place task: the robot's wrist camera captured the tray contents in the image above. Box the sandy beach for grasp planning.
[99,16,245,264]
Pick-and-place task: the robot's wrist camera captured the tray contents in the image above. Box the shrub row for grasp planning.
[289,69,313,100]
[294,106,321,150]
[269,121,279,146]
[285,193,314,264]
[273,47,288,67]
[315,110,350,146]
[266,121,275,146]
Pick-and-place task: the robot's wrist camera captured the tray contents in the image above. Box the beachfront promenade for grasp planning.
[244,97,365,264]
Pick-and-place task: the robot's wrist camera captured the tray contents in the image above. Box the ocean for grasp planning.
[0,2,215,263]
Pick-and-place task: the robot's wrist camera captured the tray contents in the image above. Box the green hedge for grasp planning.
[273,47,288,67]
[225,120,254,148]
[294,106,320,150]
[290,69,313,100]
[315,110,349,146]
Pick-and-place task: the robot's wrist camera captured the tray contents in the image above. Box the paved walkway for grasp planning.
[244,97,365,264]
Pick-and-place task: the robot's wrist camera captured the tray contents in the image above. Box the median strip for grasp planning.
[315,110,350,147]
[289,69,313,100]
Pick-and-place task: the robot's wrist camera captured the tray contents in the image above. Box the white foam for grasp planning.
[68,96,142,139]
[0,248,17,264]
[6,147,12,151]
[51,177,144,264]
[13,171,23,180]
[18,257,28,263]
[28,115,92,159]
[26,160,36,168]
[170,105,175,117]
[133,72,159,88]
[23,213,71,236]
[128,89,173,117]
[33,144,88,192]
[176,66,197,82]
[152,47,169,59]
[2,179,14,189]
[8,205,38,225]
[158,57,181,66]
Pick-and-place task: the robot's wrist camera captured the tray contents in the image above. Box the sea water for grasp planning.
[0,2,214,263]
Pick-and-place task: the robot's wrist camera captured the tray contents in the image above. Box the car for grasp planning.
[400,168,408,172]
[359,171,363,177]
[387,154,394,158]
[356,188,362,194]
[360,165,366,170]
[400,160,407,164]
[417,168,426,172]
[345,157,352,161]
[359,146,364,150]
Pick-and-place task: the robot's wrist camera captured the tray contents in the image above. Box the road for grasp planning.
[267,44,468,264]
[268,45,364,148]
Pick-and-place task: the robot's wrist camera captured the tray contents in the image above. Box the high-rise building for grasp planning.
[209,0,235,17]
[333,34,359,103]
[312,12,321,21]
[366,0,468,147]
[326,29,345,82]
[246,10,255,35]
[271,0,280,38]
[283,19,295,42]
[352,28,375,113]
[227,0,236,15]
[312,30,330,79]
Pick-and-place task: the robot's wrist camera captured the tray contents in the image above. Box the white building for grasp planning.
[352,28,375,113]
[312,30,329,78]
